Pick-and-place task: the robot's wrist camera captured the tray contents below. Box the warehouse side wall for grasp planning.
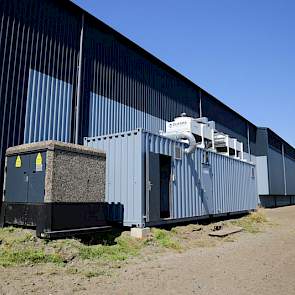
[268,147,285,195]
[256,128,295,207]
[0,0,81,197]
[88,94,166,137]
[285,155,295,195]
[256,156,269,195]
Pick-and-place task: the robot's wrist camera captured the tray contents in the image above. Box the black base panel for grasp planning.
[0,202,40,227]
[259,195,295,208]
[0,202,124,238]
[41,225,112,239]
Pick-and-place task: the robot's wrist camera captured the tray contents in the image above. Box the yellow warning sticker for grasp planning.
[36,153,43,172]
[36,153,42,165]
[15,156,22,168]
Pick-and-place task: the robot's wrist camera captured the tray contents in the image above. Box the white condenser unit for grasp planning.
[161,113,245,161]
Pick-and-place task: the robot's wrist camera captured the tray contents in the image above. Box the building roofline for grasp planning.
[66,0,256,128]
[258,127,295,150]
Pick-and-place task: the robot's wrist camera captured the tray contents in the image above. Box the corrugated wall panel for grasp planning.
[210,152,257,214]
[88,93,165,137]
[268,147,285,195]
[85,130,144,227]
[24,69,73,143]
[80,20,200,140]
[285,155,295,195]
[256,156,270,195]
[85,129,257,226]
[0,0,80,195]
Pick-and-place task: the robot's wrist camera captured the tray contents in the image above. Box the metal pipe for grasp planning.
[161,131,197,154]
[75,13,84,144]
[247,123,251,162]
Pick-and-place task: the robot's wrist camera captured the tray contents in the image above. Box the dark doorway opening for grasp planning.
[160,155,171,218]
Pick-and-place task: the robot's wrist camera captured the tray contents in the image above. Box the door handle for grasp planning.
[147,180,153,191]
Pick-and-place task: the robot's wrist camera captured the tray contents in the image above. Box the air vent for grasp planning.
[174,146,182,160]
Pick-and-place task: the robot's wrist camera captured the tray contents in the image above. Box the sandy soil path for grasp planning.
[1,206,295,295]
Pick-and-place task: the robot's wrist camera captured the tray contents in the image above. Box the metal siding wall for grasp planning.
[285,155,295,195]
[256,156,270,195]
[0,0,80,194]
[85,130,144,227]
[88,93,165,137]
[201,91,256,153]
[268,147,285,195]
[261,129,295,197]
[210,152,257,214]
[24,69,73,143]
[145,132,257,218]
[144,135,206,218]
[81,21,200,141]
[85,130,257,226]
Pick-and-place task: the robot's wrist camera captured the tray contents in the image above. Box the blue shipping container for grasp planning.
[84,129,258,227]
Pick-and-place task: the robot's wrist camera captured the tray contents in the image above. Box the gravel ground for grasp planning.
[1,206,295,295]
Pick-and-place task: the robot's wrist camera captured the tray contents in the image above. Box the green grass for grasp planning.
[231,210,268,233]
[79,235,144,262]
[84,269,110,278]
[171,224,202,235]
[151,228,181,250]
[0,227,35,246]
[0,229,145,267]
[0,210,269,268]
[0,249,63,267]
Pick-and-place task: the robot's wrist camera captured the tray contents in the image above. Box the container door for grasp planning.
[27,152,46,203]
[5,154,30,203]
[146,152,161,222]
[202,153,213,214]
[160,155,171,218]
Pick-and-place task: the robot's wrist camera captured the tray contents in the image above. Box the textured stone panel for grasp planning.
[45,149,105,203]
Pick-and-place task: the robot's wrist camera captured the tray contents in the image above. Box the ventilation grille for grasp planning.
[174,146,182,160]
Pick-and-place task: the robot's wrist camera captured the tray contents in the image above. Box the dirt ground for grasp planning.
[1,206,295,295]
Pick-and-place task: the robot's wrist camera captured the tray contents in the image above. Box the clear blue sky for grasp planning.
[73,0,295,146]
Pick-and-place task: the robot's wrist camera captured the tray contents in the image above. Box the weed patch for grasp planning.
[79,235,144,262]
[151,228,181,250]
[171,224,202,235]
[0,249,63,267]
[231,210,268,233]
[0,210,270,270]
[84,269,110,278]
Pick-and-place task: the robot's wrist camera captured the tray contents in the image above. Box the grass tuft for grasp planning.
[0,249,63,267]
[171,224,202,235]
[84,269,110,278]
[151,228,181,250]
[231,210,268,233]
[79,235,144,262]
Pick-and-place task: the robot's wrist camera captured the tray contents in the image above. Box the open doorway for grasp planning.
[146,153,171,222]
[159,155,171,218]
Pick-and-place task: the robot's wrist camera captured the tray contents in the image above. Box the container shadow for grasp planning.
[78,227,125,246]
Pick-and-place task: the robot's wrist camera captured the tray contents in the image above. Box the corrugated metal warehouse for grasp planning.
[256,128,295,207]
[0,0,294,214]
